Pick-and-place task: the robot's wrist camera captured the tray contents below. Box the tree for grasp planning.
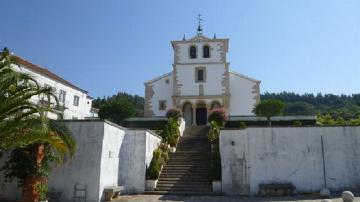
[284,102,316,115]
[253,99,285,126]
[0,48,75,202]
[93,92,143,124]
[98,99,135,124]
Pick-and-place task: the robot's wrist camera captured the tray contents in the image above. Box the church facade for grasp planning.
[144,32,261,126]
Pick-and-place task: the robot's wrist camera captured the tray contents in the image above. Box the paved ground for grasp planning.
[114,194,360,202]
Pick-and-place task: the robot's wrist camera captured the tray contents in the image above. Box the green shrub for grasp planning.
[166,108,182,120]
[239,121,247,129]
[146,148,169,180]
[211,144,221,180]
[161,118,180,147]
[293,121,302,126]
[208,108,228,126]
[208,121,221,143]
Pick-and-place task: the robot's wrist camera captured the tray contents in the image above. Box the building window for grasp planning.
[195,67,206,82]
[73,95,80,106]
[159,100,166,110]
[190,45,197,59]
[59,90,66,103]
[203,45,210,58]
[165,79,170,84]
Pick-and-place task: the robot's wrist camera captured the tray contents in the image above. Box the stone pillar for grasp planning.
[192,105,196,126]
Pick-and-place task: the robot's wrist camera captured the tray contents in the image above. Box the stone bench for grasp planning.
[259,183,295,196]
[104,186,124,201]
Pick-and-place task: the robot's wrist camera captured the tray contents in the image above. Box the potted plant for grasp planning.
[161,118,180,152]
[145,146,169,191]
[166,108,182,121]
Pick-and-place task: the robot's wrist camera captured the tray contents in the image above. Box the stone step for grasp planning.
[160,171,210,175]
[157,180,211,185]
[145,190,218,195]
[167,159,210,163]
[155,186,211,192]
[162,166,210,169]
[154,126,212,193]
[159,173,211,178]
[158,177,211,182]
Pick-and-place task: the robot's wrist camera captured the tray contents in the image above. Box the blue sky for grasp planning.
[1,0,360,98]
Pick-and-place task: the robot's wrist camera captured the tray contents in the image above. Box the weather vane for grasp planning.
[197,14,203,35]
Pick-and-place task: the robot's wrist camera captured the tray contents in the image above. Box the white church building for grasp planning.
[144,25,261,126]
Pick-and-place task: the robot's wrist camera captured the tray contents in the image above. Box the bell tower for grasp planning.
[170,16,230,125]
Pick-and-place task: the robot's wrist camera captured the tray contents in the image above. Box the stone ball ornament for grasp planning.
[342,191,354,202]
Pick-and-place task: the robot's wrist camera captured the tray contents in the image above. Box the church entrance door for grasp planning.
[196,108,207,125]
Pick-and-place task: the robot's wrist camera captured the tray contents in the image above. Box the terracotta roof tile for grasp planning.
[14,55,88,93]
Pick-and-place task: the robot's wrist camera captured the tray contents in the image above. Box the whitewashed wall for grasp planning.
[0,120,161,202]
[229,72,259,116]
[13,64,93,120]
[49,121,106,202]
[176,63,225,96]
[147,73,173,116]
[220,127,360,195]
[0,154,22,200]
[118,130,161,194]
[98,123,126,201]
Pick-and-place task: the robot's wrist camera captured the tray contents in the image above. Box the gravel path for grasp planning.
[114,194,360,202]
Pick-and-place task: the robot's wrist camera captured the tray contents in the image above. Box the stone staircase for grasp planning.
[154,126,212,194]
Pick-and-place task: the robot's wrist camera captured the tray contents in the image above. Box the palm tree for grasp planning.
[0,48,76,202]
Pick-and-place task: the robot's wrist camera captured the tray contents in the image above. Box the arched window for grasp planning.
[190,45,197,59]
[210,101,221,110]
[203,45,210,58]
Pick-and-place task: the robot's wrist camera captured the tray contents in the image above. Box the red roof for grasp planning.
[14,55,88,93]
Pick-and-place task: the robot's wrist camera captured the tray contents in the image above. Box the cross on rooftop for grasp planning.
[197,14,203,35]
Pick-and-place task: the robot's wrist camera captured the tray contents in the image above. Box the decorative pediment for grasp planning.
[188,34,212,43]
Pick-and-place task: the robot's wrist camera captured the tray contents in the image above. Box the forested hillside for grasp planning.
[262,92,360,120]
[92,91,360,125]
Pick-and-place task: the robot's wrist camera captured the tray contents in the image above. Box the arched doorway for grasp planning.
[182,102,193,126]
[196,102,207,125]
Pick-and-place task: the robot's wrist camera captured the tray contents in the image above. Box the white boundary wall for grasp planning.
[220,127,360,195]
[0,120,161,202]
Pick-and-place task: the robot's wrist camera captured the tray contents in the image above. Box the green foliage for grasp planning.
[1,144,56,187]
[160,118,180,147]
[208,121,221,143]
[239,121,247,129]
[317,114,360,126]
[211,144,221,180]
[284,102,316,115]
[97,99,135,125]
[34,182,48,200]
[208,108,228,126]
[0,47,73,152]
[293,120,302,126]
[146,146,169,180]
[262,92,360,120]
[93,92,144,124]
[253,99,285,126]
[0,48,76,201]
[166,108,181,120]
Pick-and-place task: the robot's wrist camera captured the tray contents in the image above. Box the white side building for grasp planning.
[12,55,98,120]
[144,30,261,126]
